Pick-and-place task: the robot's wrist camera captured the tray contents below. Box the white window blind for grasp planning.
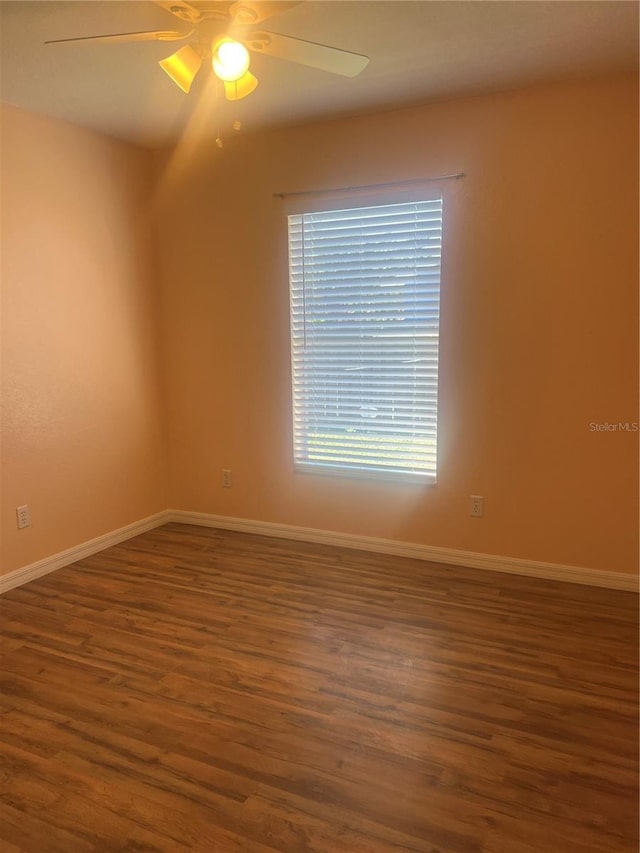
[288,197,443,481]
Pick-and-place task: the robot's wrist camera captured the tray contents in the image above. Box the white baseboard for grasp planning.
[168,510,639,592]
[0,511,171,594]
[2,508,637,594]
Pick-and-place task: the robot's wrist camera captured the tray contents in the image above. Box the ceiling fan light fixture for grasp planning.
[223,70,258,101]
[159,44,202,93]
[212,38,250,82]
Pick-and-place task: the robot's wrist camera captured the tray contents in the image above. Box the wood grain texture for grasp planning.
[0,523,637,852]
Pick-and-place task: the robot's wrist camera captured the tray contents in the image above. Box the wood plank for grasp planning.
[0,523,637,852]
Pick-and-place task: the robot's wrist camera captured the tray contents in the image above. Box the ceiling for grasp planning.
[0,1,637,148]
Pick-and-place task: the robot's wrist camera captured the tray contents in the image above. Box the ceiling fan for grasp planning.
[45,1,369,100]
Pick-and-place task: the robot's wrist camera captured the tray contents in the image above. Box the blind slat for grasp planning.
[289,197,442,480]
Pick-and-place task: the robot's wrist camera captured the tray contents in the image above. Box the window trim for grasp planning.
[285,183,450,485]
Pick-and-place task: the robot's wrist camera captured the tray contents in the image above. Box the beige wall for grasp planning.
[1,74,637,580]
[1,104,167,574]
[154,73,638,575]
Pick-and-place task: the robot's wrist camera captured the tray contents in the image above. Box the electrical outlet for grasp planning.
[222,469,232,488]
[470,495,484,518]
[16,505,31,529]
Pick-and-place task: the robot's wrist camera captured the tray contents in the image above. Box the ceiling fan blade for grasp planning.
[159,44,204,93]
[247,31,368,77]
[223,70,259,100]
[230,1,302,25]
[154,1,204,24]
[45,30,190,46]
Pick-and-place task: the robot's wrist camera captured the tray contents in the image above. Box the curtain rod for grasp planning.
[273,172,465,200]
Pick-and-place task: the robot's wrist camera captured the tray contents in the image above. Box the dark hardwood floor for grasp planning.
[0,523,637,852]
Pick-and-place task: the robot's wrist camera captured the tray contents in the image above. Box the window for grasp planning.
[288,195,443,482]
